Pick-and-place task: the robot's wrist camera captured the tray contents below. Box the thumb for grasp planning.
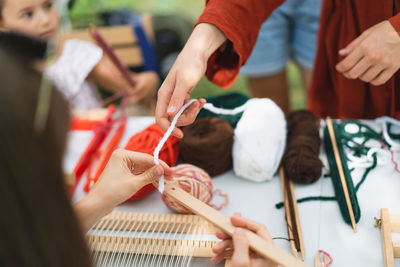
[339,32,368,56]
[137,165,164,186]
[231,228,250,267]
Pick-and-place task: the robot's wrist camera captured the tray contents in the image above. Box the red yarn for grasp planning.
[124,123,179,200]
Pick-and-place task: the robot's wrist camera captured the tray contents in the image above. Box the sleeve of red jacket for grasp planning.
[196,0,284,88]
[389,12,400,34]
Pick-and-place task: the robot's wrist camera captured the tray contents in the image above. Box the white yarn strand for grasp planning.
[154,99,197,193]
[202,102,248,115]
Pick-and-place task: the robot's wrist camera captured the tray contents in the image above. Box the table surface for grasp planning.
[64,116,400,267]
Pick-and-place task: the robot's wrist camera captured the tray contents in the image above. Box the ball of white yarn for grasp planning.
[233,98,286,182]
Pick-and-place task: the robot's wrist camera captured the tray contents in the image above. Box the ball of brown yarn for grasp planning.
[282,110,323,184]
[179,117,233,176]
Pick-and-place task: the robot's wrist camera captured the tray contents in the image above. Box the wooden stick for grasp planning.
[381,208,395,267]
[280,167,306,260]
[279,168,298,258]
[289,178,305,261]
[164,183,309,267]
[326,117,358,232]
[89,24,136,87]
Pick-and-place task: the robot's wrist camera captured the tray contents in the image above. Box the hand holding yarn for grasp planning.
[87,149,172,216]
[155,23,227,138]
[125,123,179,200]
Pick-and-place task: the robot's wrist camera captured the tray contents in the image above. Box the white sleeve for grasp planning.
[46,39,103,100]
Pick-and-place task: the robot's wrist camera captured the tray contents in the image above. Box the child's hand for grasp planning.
[74,149,172,232]
[126,71,159,104]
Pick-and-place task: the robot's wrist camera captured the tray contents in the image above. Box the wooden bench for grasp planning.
[59,15,154,68]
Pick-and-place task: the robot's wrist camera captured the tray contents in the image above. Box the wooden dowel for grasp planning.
[89,24,136,87]
[326,117,358,232]
[164,183,309,267]
[381,208,395,267]
[288,175,305,261]
[279,168,298,258]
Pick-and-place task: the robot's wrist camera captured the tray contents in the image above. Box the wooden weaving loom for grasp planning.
[88,211,219,266]
[87,183,309,267]
[378,208,400,267]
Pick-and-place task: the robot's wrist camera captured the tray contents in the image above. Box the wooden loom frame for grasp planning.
[279,167,306,261]
[88,184,309,266]
[88,211,220,259]
[163,183,309,267]
[379,208,400,267]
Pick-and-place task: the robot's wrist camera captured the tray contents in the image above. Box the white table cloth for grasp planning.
[64,116,400,266]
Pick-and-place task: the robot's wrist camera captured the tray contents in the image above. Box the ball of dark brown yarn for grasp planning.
[179,117,233,176]
[282,110,323,184]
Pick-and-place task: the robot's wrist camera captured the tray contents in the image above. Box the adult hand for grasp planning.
[336,20,400,86]
[74,149,172,232]
[156,23,226,138]
[211,216,277,267]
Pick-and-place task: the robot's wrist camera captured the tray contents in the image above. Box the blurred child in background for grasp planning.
[0,0,158,113]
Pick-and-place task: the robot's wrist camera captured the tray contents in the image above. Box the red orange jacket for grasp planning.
[197,0,400,119]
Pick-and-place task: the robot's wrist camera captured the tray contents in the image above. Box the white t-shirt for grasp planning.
[47,39,103,109]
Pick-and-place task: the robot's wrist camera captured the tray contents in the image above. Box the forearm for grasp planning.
[73,193,113,233]
[186,23,227,62]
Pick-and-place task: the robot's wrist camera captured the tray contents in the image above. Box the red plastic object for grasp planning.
[83,118,127,192]
[68,111,115,196]
[70,105,115,131]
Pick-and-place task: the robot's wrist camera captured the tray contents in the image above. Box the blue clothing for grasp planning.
[241,0,322,77]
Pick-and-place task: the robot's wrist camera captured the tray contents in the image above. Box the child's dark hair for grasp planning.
[0,31,48,61]
[0,0,3,20]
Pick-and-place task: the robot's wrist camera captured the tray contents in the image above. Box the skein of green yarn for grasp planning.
[197,93,249,128]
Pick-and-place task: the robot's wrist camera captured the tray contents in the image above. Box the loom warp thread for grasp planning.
[179,117,234,176]
[282,110,323,184]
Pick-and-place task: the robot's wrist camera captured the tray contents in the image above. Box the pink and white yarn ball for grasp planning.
[161,164,213,214]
